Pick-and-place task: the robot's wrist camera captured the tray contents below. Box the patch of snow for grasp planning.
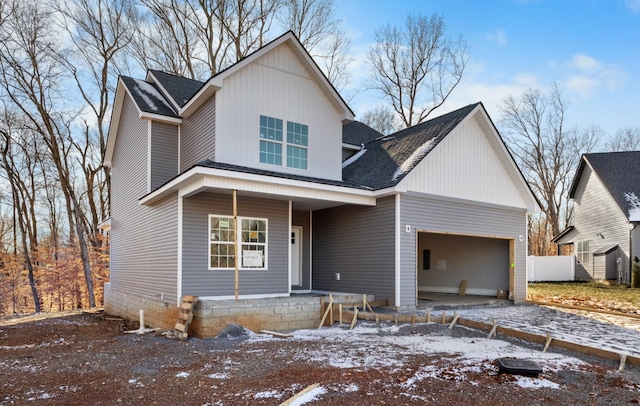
[175,372,190,378]
[128,378,144,387]
[208,372,229,379]
[392,138,437,181]
[625,192,640,221]
[131,79,175,114]
[514,376,560,389]
[342,147,367,168]
[254,389,280,399]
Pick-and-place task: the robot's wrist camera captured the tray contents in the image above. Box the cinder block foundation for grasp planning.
[104,283,371,338]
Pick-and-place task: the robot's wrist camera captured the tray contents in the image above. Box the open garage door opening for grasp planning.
[417,232,513,299]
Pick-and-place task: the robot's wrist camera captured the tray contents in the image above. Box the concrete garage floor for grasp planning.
[417,292,509,310]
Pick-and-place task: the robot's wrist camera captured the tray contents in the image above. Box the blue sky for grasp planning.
[335,0,640,139]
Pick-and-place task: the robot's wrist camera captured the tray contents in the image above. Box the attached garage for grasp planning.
[417,232,511,297]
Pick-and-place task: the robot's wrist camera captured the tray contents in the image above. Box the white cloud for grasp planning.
[561,53,627,97]
[624,0,640,12]
[486,29,507,46]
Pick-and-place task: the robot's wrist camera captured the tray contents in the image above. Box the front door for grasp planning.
[290,227,302,286]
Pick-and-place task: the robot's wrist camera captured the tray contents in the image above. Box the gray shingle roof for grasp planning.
[343,103,480,190]
[195,159,372,190]
[573,151,640,220]
[342,121,383,146]
[120,76,178,117]
[148,70,205,108]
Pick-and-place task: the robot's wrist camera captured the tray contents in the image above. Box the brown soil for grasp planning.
[2,310,640,405]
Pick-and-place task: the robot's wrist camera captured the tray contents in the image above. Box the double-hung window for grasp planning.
[209,215,267,270]
[286,121,308,169]
[259,115,283,166]
[259,115,308,170]
[577,240,590,264]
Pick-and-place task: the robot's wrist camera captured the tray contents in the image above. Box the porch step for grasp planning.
[174,295,198,340]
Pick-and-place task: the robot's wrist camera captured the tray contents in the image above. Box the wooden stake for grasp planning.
[394,314,398,326]
[362,294,366,312]
[375,314,379,325]
[543,333,553,353]
[260,330,292,339]
[487,319,498,339]
[441,311,446,324]
[318,295,334,328]
[620,354,628,371]
[411,314,415,326]
[339,304,343,326]
[280,383,320,406]
[427,309,431,323]
[449,311,460,329]
[350,308,359,330]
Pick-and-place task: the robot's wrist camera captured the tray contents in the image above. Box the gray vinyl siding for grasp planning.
[401,193,528,303]
[180,94,216,172]
[150,122,178,190]
[110,96,179,303]
[312,196,396,303]
[292,210,311,289]
[572,166,631,283]
[181,192,289,296]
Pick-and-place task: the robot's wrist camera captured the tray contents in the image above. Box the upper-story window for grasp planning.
[259,115,308,170]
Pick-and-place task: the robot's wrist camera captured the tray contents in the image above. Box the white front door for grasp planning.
[290,227,302,286]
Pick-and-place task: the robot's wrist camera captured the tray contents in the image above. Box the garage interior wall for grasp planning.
[417,232,509,296]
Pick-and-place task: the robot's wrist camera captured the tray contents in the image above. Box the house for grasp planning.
[103,31,539,335]
[554,151,640,284]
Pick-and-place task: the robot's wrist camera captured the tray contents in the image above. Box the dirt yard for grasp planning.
[2,308,640,405]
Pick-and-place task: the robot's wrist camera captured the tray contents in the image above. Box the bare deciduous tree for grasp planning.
[360,105,400,135]
[500,83,599,255]
[280,0,351,92]
[55,0,137,245]
[367,13,468,128]
[605,126,640,152]
[0,2,97,307]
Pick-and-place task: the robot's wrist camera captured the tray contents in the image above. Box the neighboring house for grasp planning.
[554,151,640,284]
[103,32,538,332]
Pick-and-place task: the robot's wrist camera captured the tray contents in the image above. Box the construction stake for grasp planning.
[339,304,343,326]
[620,354,628,371]
[427,309,431,323]
[543,332,553,353]
[350,308,359,330]
[318,294,334,328]
[441,311,446,324]
[487,319,498,339]
[449,311,460,329]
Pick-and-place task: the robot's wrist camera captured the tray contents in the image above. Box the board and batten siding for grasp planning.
[292,210,311,289]
[181,192,289,297]
[180,94,216,173]
[572,165,631,283]
[312,196,396,303]
[110,96,179,303]
[215,42,343,181]
[150,122,178,190]
[400,193,528,303]
[402,114,530,209]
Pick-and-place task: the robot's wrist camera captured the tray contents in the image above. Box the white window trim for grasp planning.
[577,240,590,264]
[259,115,309,170]
[208,214,268,271]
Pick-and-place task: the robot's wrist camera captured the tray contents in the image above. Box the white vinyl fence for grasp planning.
[527,255,576,282]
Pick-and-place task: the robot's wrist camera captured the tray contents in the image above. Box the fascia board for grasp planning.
[140,166,378,206]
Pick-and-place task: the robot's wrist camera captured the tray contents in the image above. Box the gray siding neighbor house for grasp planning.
[554,151,640,284]
[103,32,539,333]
